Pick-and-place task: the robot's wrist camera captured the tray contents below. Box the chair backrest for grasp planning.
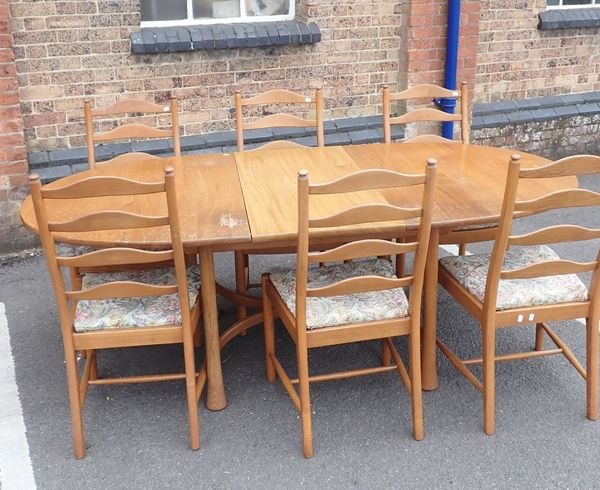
[295,161,437,330]
[29,167,192,337]
[382,82,469,144]
[484,154,600,314]
[235,89,324,151]
[84,96,181,169]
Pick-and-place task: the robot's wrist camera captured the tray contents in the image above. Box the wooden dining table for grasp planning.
[20,142,577,409]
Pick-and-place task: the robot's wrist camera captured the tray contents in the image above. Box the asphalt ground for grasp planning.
[1,174,599,489]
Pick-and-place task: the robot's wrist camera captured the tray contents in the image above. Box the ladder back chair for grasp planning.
[383,82,475,262]
[72,96,183,261]
[437,154,600,435]
[233,88,325,327]
[29,167,202,459]
[234,88,324,152]
[261,161,437,457]
[84,96,181,169]
[382,82,469,144]
[382,82,493,257]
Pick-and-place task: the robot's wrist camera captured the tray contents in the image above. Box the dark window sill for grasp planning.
[538,8,600,30]
[130,20,321,54]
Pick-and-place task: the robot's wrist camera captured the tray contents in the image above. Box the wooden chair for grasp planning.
[382,82,492,257]
[382,82,469,144]
[29,167,202,459]
[261,161,437,457]
[437,154,600,435]
[70,96,184,260]
[84,96,181,169]
[233,88,325,324]
[235,88,324,152]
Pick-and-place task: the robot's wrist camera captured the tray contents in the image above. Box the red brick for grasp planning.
[0,161,27,176]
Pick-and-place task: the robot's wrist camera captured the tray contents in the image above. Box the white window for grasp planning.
[547,0,600,8]
[141,0,295,27]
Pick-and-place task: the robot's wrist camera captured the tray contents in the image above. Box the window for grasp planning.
[547,0,600,8]
[141,0,294,27]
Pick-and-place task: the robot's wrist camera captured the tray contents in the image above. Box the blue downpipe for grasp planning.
[439,0,461,140]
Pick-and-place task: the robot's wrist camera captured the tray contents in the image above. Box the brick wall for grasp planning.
[9,0,403,152]
[403,0,481,90]
[476,0,600,103]
[400,0,481,138]
[0,0,30,252]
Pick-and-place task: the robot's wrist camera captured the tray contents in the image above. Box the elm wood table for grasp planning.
[20,143,576,408]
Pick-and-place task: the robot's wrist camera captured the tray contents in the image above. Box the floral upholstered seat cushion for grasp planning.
[439,245,588,311]
[269,259,409,329]
[73,267,200,332]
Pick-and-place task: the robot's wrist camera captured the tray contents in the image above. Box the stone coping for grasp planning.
[539,8,600,30]
[130,20,320,54]
[472,91,600,129]
[29,115,403,184]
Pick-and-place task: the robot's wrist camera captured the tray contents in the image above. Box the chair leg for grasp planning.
[183,338,200,450]
[235,251,248,336]
[89,350,98,381]
[297,341,313,458]
[64,348,85,459]
[381,340,391,367]
[458,243,467,255]
[193,322,202,348]
[261,275,276,383]
[408,328,424,441]
[69,266,82,290]
[395,238,405,277]
[587,314,599,421]
[482,320,496,435]
[534,323,545,351]
[193,297,203,348]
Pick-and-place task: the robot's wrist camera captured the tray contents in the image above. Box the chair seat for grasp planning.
[269,259,409,329]
[440,245,589,311]
[74,267,200,332]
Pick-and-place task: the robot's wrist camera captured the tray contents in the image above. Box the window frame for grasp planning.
[546,0,600,9]
[140,0,295,27]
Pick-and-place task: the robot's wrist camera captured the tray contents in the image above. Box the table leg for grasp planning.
[422,227,439,391]
[199,246,228,411]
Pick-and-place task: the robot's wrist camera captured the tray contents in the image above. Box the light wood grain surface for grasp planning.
[20,154,250,249]
[21,143,577,249]
[345,143,576,228]
[237,143,576,245]
[236,146,399,244]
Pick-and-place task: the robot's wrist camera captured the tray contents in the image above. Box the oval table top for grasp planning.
[20,143,577,250]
